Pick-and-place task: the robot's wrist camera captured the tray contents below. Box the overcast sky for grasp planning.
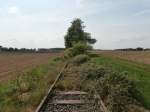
[0,0,150,49]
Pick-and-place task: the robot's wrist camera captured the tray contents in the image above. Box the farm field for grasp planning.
[98,51,150,65]
[0,53,61,82]
[93,51,150,109]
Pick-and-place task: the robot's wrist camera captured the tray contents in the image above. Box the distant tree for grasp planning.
[14,48,18,51]
[144,48,150,51]
[0,46,2,52]
[9,47,14,51]
[1,47,8,51]
[64,18,96,48]
[136,47,144,51]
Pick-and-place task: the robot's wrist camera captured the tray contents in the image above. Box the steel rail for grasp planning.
[35,63,68,112]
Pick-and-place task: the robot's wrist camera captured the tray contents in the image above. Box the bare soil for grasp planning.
[0,53,62,82]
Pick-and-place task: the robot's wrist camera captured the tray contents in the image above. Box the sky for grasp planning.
[0,0,150,49]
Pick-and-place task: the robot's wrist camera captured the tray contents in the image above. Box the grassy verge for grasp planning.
[0,56,64,112]
[92,55,150,109]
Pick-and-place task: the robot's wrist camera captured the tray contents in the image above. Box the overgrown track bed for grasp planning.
[36,63,108,112]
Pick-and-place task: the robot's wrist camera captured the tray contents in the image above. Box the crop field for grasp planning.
[98,51,150,65]
[93,51,150,109]
[0,53,61,82]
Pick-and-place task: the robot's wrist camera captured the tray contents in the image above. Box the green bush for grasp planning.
[64,42,92,58]
[64,48,74,58]
[83,67,107,80]
[97,72,144,112]
[72,54,89,64]
[52,56,62,62]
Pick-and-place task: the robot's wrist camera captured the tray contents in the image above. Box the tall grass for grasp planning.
[93,56,150,109]
[0,56,64,112]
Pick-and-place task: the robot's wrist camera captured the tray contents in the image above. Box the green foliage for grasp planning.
[64,47,75,58]
[81,66,106,80]
[73,42,92,54]
[97,72,143,112]
[64,18,96,48]
[64,42,92,58]
[52,56,62,62]
[72,54,89,64]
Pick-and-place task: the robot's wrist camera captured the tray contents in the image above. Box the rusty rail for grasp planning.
[35,63,68,112]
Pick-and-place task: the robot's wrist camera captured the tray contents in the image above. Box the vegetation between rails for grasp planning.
[0,57,64,112]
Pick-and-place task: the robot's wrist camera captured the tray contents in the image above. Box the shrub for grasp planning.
[97,72,144,112]
[17,93,30,103]
[72,54,89,64]
[64,48,75,58]
[64,42,92,58]
[77,63,107,81]
[73,42,92,55]
[19,82,30,93]
[52,57,62,62]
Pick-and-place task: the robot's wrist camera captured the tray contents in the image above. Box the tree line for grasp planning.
[115,47,150,51]
[0,46,65,53]
[0,46,36,53]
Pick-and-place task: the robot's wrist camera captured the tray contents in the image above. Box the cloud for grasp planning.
[76,0,100,8]
[0,32,64,48]
[118,36,149,42]
[133,9,150,16]
[77,0,99,4]
[8,6,19,15]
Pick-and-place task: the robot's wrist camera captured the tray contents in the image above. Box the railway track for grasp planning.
[36,63,109,112]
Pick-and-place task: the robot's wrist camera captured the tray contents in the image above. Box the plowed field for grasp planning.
[0,53,60,82]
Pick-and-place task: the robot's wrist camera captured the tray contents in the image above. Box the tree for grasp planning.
[136,47,144,51]
[64,18,96,48]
